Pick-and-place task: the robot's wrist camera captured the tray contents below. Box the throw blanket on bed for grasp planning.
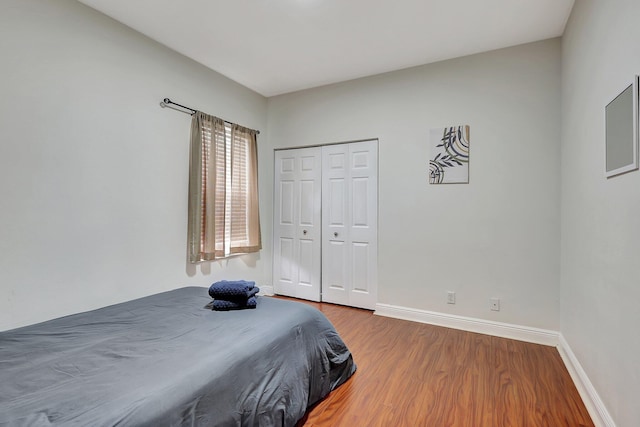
[208,280,256,298]
[209,281,260,311]
[212,296,258,311]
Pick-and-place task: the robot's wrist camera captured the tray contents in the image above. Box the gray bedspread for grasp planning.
[0,287,355,427]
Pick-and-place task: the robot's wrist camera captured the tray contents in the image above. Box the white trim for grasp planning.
[557,334,617,427]
[258,285,274,296]
[374,303,558,346]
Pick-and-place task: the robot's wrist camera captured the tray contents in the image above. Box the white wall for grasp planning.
[561,1,640,426]
[0,0,268,331]
[266,39,562,330]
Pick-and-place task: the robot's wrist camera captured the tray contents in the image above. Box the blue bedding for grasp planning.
[211,296,258,311]
[208,280,257,298]
[0,287,356,426]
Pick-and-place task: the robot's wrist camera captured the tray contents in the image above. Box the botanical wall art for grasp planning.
[429,125,470,184]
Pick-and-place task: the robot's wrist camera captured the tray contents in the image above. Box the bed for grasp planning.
[0,287,356,427]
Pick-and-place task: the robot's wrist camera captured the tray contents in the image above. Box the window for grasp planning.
[188,112,261,262]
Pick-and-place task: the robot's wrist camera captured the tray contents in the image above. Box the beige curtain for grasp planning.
[188,112,261,263]
[229,124,261,255]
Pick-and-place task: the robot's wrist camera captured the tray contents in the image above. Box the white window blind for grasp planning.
[188,112,261,262]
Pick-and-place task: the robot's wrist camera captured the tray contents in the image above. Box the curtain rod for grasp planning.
[160,98,260,135]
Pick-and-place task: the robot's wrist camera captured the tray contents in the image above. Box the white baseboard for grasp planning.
[374,303,559,346]
[557,334,617,427]
[258,285,274,296]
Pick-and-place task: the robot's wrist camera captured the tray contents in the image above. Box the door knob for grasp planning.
[334,232,338,238]
[303,230,308,235]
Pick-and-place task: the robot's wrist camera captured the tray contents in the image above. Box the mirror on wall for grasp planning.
[605,75,639,178]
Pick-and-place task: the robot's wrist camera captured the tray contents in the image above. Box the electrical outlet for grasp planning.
[447,291,456,304]
[490,298,500,311]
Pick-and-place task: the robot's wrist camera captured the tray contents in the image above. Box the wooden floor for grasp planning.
[283,298,594,427]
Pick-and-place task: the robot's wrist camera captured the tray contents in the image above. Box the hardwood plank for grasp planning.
[281,297,593,427]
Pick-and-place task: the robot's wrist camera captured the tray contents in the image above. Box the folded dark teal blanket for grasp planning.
[214,286,259,299]
[209,280,257,298]
[212,296,258,311]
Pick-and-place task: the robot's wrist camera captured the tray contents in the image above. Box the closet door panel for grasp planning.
[326,240,347,290]
[322,144,351,306]
[326,175,348,295]
[295,148,321,301]
[273,152,297,297]
[321,140,377,309]
[275,237,295,295]
[351,242,370,292]
[298,239,315,286]
[299,180,316,225]
[273,147,321,301]
[347,141,378,309]
[351,177,369,227]
[328,179,346,226]
[279,181,294,225]
[323,240,348,306]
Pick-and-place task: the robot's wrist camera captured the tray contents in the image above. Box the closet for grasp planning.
[272,140,378,310]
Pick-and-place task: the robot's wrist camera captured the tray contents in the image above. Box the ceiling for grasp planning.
[78,0,575,97]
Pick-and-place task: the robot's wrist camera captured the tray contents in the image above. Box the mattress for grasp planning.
[0,287,355,426]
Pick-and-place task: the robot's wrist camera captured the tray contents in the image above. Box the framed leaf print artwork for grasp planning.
[429,125,470,184]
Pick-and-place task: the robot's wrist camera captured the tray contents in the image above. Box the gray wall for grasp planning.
[0,0,267,330]
[266,39,562,330]
[561,1,640,425]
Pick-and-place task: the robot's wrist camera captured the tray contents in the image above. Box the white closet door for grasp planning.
[322,140,378,309]
[273,147,322,301]
[321,144,349,305]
